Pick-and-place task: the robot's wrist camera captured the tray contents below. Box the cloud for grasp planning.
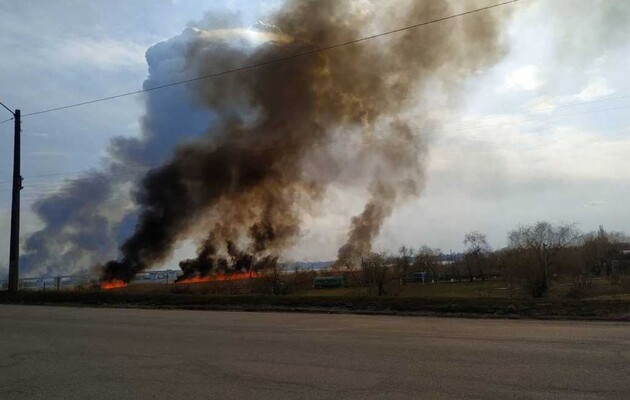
[569,78,615,102]
[500,65,543,92]
[430,120,630,195]
[26,132,51,138]
[51,38,147,70]
[27,151,70,158]
[526,96,557,114]
[528,78,616,114]
[372,118,630,252]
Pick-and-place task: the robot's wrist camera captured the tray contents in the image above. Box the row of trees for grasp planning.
[337,222,629,298]
[221,221,628,298]
[505,224,629,297]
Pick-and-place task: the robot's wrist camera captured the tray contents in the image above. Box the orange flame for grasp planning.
[177,271,259,284]
[101,279,127,290]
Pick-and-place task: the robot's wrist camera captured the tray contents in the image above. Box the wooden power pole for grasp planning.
[8,109,22,292]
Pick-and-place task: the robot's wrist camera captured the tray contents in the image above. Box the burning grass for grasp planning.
[100,280,127,290]
[176,271,259,284]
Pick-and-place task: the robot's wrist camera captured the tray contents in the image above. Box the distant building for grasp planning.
[313,276,346,289]
[406,272,427,284]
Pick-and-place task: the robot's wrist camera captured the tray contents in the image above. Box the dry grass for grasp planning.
[1,290,629,320]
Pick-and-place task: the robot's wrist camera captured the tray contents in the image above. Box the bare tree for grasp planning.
[606,230,630,244]
[258,260,311,295]
[579,227,629,279]
[414,246,440,283]
[579,230,611,277]
[565,246,594,298]
[397,245,414,285]
[494,249,514,298]
[337,251,396,295]
[464,231,490,281]
[361,252,397,296]
[508,221,580,297]
[462,253,475,282]
[336,256,362,290]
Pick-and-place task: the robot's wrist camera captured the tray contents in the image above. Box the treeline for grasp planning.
[334,222,630,298]
[181,222,630,299]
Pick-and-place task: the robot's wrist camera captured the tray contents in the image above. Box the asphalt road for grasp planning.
[0,305,628,399]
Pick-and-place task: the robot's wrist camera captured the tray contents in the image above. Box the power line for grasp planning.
[386,95,630,136]
[8,179,108,190]
[0,170,115,184]
[529,93,630,113]
[0,100,14,116]
[1,97,629,190]
[1,100,629,195]
[429,102,630,137]
[11,87,630,138]
[0,170,97,183]
[0,170,138,186]
[0,176,111,192]
[12,86,626,138]
[21,0,520,118]
[2,0,625,197]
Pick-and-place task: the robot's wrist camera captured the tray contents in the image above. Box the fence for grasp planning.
[0,269,182,291]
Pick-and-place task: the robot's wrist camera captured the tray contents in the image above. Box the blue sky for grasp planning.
[1,0,630,275]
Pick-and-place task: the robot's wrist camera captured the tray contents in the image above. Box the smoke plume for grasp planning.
[20,26,227,276]
[103,0,511,281]
[20,1,512,280]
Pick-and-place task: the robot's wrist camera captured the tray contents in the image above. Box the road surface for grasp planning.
[0,305,628,399]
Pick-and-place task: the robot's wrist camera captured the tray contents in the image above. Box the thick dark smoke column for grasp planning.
[19,27,221,277]
[103,0,512,281]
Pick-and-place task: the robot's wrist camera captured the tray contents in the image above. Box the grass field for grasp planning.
[2,275,628,320]
[1,290,629,320]
[66,276,630,302]
[74,279,515,299]
[297,280,511,299]
[296,278,629,300]
[2,279,629,320]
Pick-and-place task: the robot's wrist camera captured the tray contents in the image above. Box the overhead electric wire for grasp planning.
[528,93,630,112]
[0,99,14,116]
[1,98,628,194]
[21,0,520,118]
[9,88,629,139]
[436,93,630,130]
[428,102,630,136]
[2,98,630,189]
[0,170,99,183]
[0,175,111,191]
[2,0,625,196]
[0,170,139,186]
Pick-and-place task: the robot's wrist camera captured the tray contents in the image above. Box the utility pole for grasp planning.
[0,99,21,293]
[8,109,22,292]
[450,249,454,283]
[542,243,548,294]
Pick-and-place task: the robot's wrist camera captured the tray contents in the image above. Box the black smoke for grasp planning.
[103,0,512,282]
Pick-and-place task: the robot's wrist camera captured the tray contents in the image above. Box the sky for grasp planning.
[1,0,629,276]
